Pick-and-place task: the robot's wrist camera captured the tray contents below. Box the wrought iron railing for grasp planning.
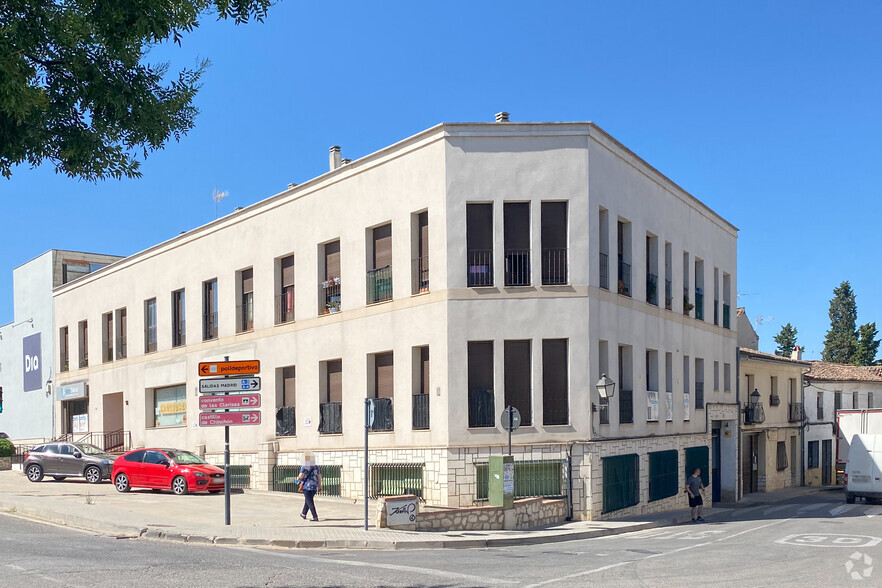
[723,304,730,329]
[370,397,394,431]
[103,343,113,363]
[115,336,127,360]
[321,278,341,314]
[172,320,186,347]
[467,249,494,287]
[769,395,781,407]
[468,389,495,428]
[544,406,569,426]
[817,406,824,421]
[412,255,429,294]
[542,248,567,285]
[79,355,89,368]
[271,464,341,496]
[695,381,704,409]
[412,394,430,430]
[275,292,295,325]
[619,389,634,424]
[370,463,424,499]
[714,300,719,325]
[367,266,393,304]
[789,403,805,422]
[598,398,610,424]
[276,406,296,437]
[476,459,567,501]
[319,402,343,434]
[617,259,631,296]
[646,272,658,305]
[695,292,704,320]
[744,404,766,425]
[203,311,218,341]
[236,302,253,333]
[665,278,672,310]
[600,252,609,289]
[145,325,157,353]
[505,249,531,286]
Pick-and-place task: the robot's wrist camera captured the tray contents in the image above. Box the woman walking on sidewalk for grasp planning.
[298,453,322,522]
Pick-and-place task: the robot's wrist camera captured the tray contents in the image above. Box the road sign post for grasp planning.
[501,406,521,456]
[199,394,261,411]
[199,377,261,394]
[364,398,373,531]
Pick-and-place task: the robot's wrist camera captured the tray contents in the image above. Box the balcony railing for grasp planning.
[412,255,429,294]
[467,249,494,287]
[203,311,218,341]
[817,406,824,421]
[79,355,89,368]
[769,395,781,407]
[544,406,569,426]
[723,304,731,329]
[276,406,296,437]
[695,291,704,320]
[695,381,705,409]
[60,355,69,372]
[665,278,672,310]
[646,272,658,306]
[505,249,531,286]
[599,252,609,289]
[542,248,567,285]
[468,389,495,428]
[102,343,113,363]
[367,266,393,304]
[619,389,633,424]
[115,336,127,360]
[145,325,157,353]
[321,278,341,314]
[683,287,691,316]
[172,320,186,347]
[275,291,295,325]
[598,398,609,424]
[369,397,394,431]
[617,259,631,296]
[319,402,343,434]
[412,394,430,430]
[236,302,254,333]
[744,404,766,425]
[714,300,719,325]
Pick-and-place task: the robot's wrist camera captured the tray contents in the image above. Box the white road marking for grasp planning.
[796,502,836,513]
[830,504,859,517]
[865,506,882,518]
[237,547,517,585]
[762,504,794,516]
[775,533,881,548]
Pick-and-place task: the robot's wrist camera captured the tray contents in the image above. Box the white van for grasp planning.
[845,434,882,504]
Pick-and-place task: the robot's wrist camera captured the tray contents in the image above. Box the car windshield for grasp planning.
[165,450,207,465]
[73,444,106,456]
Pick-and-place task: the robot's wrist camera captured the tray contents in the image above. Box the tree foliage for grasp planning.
[821,281,858,364]
[0,0,271,181]
[854,322,881,366]
[773,323,798,357]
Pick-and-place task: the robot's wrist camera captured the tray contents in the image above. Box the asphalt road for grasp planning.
[2,489,879,587]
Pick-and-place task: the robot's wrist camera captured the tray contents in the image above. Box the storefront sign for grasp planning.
[160,401,187,415]
[57,381,87,401]
[22,333,42,392]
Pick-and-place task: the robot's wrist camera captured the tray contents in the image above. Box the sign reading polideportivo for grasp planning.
[22,333,42,392]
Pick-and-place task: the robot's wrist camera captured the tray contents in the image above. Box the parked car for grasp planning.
[23,442,114,484]
[112,448,225,495]
[845,434,882,504]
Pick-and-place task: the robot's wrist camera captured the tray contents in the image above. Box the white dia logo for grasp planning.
[24,354,39,372]
[845,552,873,581]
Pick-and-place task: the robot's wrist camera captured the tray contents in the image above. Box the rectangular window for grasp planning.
[713,267,720,325]
[617,219,632,296]
[78,319,89,367]
[467,203,494,286]
[413,346,430,430]
[115,308,127,360]
[172,289,185,347]
[237,268,254,332]
[543,339,568,425]
[504,340,532,426]
[412,211,429,294]
[203,279,218,341]
[713,361,720,391]
[724,363,731,392]
[144,298,157,353]
[664,242,672,310]
[722,273,731,328]
[682,251,690,316]
[541,201,568,285]
[645,233,658,305]
[683,355,691,421]
[101,312,113,363]
[817,392,824,421]
[695,358,704,410]
[646,349,659,422]
[276,365,296,437]
[603,454,639,513]
[504,202,531,286]
[649,450,679,501]
[694,258,704,321]
[834,391,842,412]
[367,224,393,304]
[152,384,186,427]
[599,208,609,290]
[770,376,780,405]
[618,345,633,424]
[853,391,859,409]
[277,255,295,324]
[665,352,673,422]
[870,393,874,409]
[321,240,341,314]
[468,341,494,427]
[807,440,820,468]
[598,340,609,425]
[776,441,788,471]
[370,352,394,431]
[319,359,343,434]
[59,326,69,372]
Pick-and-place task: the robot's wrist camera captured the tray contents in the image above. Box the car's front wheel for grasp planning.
[114,473,131,493]
[171,476,189,495]
[84,466,102,484]
[25,464,44,482]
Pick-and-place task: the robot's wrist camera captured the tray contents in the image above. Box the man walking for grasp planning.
[686,467,706,522]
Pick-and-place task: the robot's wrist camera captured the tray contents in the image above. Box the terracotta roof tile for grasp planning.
[806,361,882,382]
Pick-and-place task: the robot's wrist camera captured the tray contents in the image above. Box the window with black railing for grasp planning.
[468,249,494,286]
[505,249,531,286]
[619,389,633,424]
[276,406,296,437]
[367,266,393,304]
[276,288,295,325]
[617,259,631,297]
[468,389,495,428]
[542,248,567,285]
[144,325,157,354]
[172,320,186,348]
[412,393,430,430]
[236,300,253,333]
[723,304,730,329]
[598,398,610,424]
[789,403,804,422]
[695,381,704,409]
[203,311,218,341]
[203,279,218,340]
[412,255,429,294]
[322,278,341,314]
[714,300,719,325]
[683,288,692,316]
[369,397,394,431]
[600,252,609,289]
[646,273,658,306]
[695,290,704,321]
[744,403,766,425]
[116,336,127,360]
[319,402,342,434]
[664,278,672,310]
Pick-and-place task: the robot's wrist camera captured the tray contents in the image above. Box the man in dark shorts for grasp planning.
[686,467,706,522]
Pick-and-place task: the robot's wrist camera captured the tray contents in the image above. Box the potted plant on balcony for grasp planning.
[617,280,627,295]
[683,296,694,313]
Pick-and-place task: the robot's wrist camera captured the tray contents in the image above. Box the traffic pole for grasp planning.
[224,356,230,526]
[508,407,513,456]
[364,398,369,531]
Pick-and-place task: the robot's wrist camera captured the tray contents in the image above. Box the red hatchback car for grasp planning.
[112,448,225,495]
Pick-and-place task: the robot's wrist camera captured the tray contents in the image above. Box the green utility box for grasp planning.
[488,455,515,509]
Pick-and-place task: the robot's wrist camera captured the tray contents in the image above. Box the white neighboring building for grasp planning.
[52,118,739,519]
[804,362,882,486]
[0,250,121,443]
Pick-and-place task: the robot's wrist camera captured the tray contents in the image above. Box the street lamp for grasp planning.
[596,373,616,399]
[749,388,761,408]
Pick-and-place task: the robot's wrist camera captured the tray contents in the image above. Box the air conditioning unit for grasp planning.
[647,391,659,422]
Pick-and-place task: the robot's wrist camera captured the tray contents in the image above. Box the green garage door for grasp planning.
[685,446,710,486]
[603,454,639,513]
[649,450,679,502]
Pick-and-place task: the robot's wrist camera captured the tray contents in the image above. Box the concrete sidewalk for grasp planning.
[0,469,832,550]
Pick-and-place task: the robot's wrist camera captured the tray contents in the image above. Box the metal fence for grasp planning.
[475,459,568,501]
[467,249,494,286]
[369,463,424,499]
[599,252,609,289]
[209,464,251,489]
[468,389,495,428]
[504,249,531,286]
[271,464,342,496]
[319,402,342,434]
[412,255,429,294]
[542,248,567,285]
[617,259,631,296]
[367,266,393,304]
[412,394,430,430]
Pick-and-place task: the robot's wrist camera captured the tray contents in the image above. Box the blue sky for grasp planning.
[2,1,880,359]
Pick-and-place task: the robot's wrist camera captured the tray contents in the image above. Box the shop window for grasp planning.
[153,384,186,427]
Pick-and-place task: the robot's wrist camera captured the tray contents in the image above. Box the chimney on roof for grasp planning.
[495,112,510,123]
[791,346,802,361]
[329,146,342,171]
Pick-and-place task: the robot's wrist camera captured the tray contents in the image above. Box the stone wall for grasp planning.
[376,496,567,531]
